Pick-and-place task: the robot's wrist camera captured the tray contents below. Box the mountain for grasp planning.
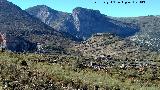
[0,0,74,52]
[26,6,139,39]
[111,16,160,51]
[25,5,78,36]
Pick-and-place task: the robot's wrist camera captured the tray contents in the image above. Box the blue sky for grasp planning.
[8,0,160,17]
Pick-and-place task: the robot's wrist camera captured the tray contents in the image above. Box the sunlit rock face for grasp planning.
[26,6,139,40]
[72,7,139,39]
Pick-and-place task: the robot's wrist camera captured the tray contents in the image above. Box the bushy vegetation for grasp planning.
[0,51,160,90]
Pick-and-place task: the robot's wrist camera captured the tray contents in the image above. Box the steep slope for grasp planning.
[26,6,139,39]
[111,16,160,51]
[72,7,138,39]
[25,5,78,36]
[0,0,74,52]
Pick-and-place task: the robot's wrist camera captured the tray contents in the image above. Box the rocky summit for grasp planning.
[26,6,139,40]
[26,5,78,37]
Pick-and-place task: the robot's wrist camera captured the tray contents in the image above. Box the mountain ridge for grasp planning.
[26,5,139,40]
[27,5,160,52]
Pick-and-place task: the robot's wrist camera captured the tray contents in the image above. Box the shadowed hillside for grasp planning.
[0,0,75,52]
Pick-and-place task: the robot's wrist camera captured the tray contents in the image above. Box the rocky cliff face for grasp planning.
[26,6,139,40]
[72,7,139,39]
[0,0,74,52]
